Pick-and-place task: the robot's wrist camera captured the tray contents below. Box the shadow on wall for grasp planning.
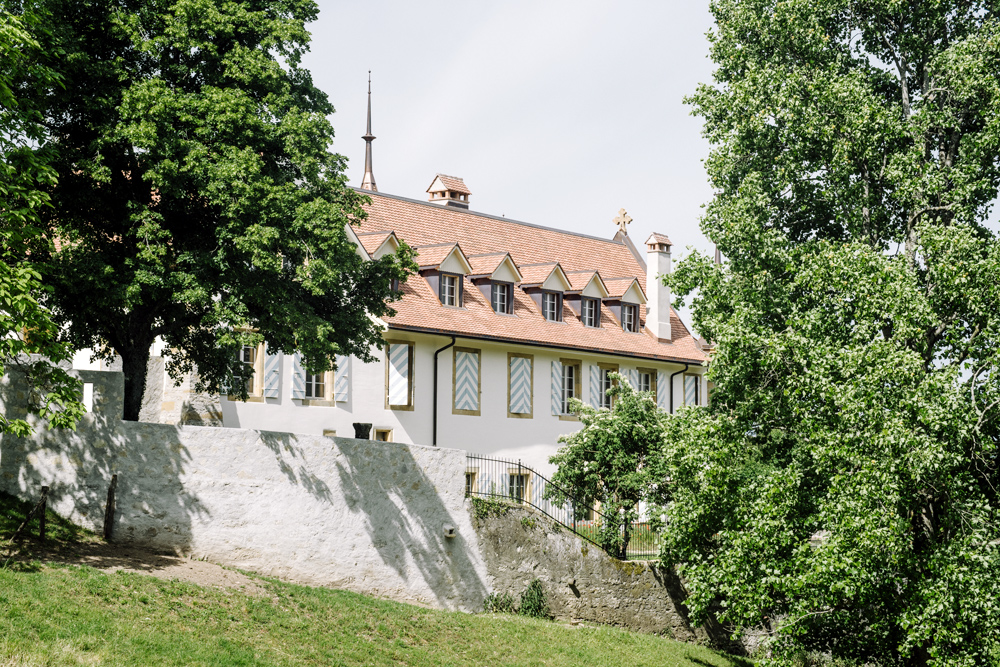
[0,369,207,551]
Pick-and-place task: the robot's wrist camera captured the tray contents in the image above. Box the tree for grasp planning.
[547,374,665,559]
[0,10,83,436]
[659,2,1000,665]
[13,0,415,421]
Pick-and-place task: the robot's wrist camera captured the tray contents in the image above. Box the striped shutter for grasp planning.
[388,343,411,406]
[627,368,639,390]
[550,360,563,415]
[685,375,698,406]
[334,354,349,402]
[291,352,306,399]
[509,357,532,414]
[454,350,479,412]
[657,370,669,411]
[263,348,281,398]
[589,364,601,408]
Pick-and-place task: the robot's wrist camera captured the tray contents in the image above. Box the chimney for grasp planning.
[645,233,672,341]
[427,174,471,209]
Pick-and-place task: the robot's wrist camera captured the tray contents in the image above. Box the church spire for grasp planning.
[360,71,377,192]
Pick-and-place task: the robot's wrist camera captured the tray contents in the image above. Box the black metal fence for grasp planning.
[464,454,659,560]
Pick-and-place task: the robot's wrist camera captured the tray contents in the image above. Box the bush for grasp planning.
[482,592,517,614]
[518,579,549,619]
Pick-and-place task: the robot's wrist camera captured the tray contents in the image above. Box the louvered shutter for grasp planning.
[263,348,281,398]
[388,343,411,406]
[685,375,699,406]
[550,360,563,415]
[589,364,601,408]
[657,370,669,411]
[627,368,639,390]
[291,352,306,399]
[334,354,349,402]
[509,357,532,414]
[454,350,479,412]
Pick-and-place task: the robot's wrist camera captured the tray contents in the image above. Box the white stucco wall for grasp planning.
[0,369,489,612]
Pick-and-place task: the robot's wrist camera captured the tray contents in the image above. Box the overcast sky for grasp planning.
[304,1,718,325]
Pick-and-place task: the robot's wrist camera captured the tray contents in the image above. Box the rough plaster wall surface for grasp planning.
[0,370,489,612]
[138,356,165,423]
[472,503,733,648]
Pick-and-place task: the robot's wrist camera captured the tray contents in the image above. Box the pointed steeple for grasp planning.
[360,71,377,192]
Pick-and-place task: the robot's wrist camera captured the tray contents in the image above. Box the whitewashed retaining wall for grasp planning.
[0,370,488,611]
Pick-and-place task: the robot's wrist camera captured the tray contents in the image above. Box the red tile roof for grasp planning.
[646,232,673,246]
[467,252,515,277]
[427,174,471,195]
[360,191,705,364]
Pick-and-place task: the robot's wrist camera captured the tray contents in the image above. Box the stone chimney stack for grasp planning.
[645,233,672,341]
[426,174,471,209]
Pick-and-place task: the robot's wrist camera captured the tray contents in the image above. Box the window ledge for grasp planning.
[227,395,265,403]
[300,399,336,407]
[558,414,580,422]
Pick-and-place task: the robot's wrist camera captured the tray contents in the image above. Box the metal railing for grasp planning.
[464,454,659,560]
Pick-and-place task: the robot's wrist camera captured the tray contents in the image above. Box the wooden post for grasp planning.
[103,474,117,542]
[10,486,49,543]
[38,486,47,540]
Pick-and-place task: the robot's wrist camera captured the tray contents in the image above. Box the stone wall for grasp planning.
[472,502,735,649]
[0,369,488,612]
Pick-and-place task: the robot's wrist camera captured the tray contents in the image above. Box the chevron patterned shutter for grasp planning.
[263,348,281,398]
[388,343,411,406]
[657,370,669,411]
[334,354,349,402]
[509,356,532,414]
[627,368,639,390]
[589,364,600,407]
[291,352,306,399]
[685,374,698,406]
[454,350,480,412]
[550,360,563,415]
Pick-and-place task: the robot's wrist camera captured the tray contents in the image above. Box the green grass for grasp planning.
[1,491,747,666]
[1,489,101,547]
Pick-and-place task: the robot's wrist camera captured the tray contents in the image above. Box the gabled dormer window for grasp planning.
[622,303,639,332]
[491,282,513,314]
[542,291,562,322]
[582,297,600,328]
[440,273,462,307]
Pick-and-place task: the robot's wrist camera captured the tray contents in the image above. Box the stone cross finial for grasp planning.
[613,208,632,235]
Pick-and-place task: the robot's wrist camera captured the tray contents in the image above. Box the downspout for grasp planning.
[668,363,690,415]
[432,335,457,446]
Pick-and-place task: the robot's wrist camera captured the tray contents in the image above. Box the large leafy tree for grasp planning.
[0,10,83,435]
[11,0,414,420]
[659,1,1000,665]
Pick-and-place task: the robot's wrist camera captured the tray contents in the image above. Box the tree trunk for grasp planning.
[120,347,149,421]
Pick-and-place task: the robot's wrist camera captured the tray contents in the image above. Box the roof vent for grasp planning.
[427,174,470,209]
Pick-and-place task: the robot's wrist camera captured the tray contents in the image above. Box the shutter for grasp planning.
[627,368,639,390]
[657,370,669,411]
[509,357,532,414]
[454,350,479,411]
[263,348,281,398]
[291,352,306,399]
[685,375,698,406]
[388,343,410,406]
[589,364,601,408]
[334,354,349,402]
[550,360,563,415]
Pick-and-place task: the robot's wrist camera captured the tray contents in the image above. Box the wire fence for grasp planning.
[464,454,660,560]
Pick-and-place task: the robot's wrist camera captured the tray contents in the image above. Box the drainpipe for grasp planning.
[432,335,457,446]
[668,363,690,414]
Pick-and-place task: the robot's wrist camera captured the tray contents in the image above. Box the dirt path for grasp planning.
[6,540,269,596]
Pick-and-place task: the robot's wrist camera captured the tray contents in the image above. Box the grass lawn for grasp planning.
[1,491,746,667]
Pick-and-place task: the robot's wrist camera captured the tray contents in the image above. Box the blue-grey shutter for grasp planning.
[589,364,600,408]
[550,360,563,415]
[509,357,532,414]
[388,343,410,406]
[627,368,639,390]
[263,348,281,398]
[685,375,699,406]
[291,352,306,399]
[657,370,669,411]
[334,354,349,402]
[454,350,479,411]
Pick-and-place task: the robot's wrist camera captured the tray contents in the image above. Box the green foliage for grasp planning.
[482,591,517,614]
[547,374,667,560]
[661,2,1000,665]
[470,496,513,522]
[9,0,416,420]
[517,579,550,620]
[519,516,536,530]
[0,9,83,436]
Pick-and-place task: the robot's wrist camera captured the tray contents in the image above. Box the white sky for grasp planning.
[304,1,718,326]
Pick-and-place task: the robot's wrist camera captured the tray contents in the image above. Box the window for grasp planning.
[637,371,651,393]
[622,303,639,332]
[491,282,513,314]
[507,352,533,418]
[440,273,461,306]
[304,372,326,399]
[322,429,337,437]
[390,277,400,294]
[542,291,562,322]
[509,473,529,503]
[465,470,479,496]
[561,362,581,414]
[234,344,263,396]
[684,374,701,406]
[598,365,619,409]
[375,428,393,442]
[453,347,481,415]
[386,341,414,410]
[582,297,600,327]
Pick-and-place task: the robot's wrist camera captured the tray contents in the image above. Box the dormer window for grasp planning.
[542,292,562,322]
[491,282,513,314]
[581,297,600,328]
[622,303,639,332]
[440,273,462,306]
